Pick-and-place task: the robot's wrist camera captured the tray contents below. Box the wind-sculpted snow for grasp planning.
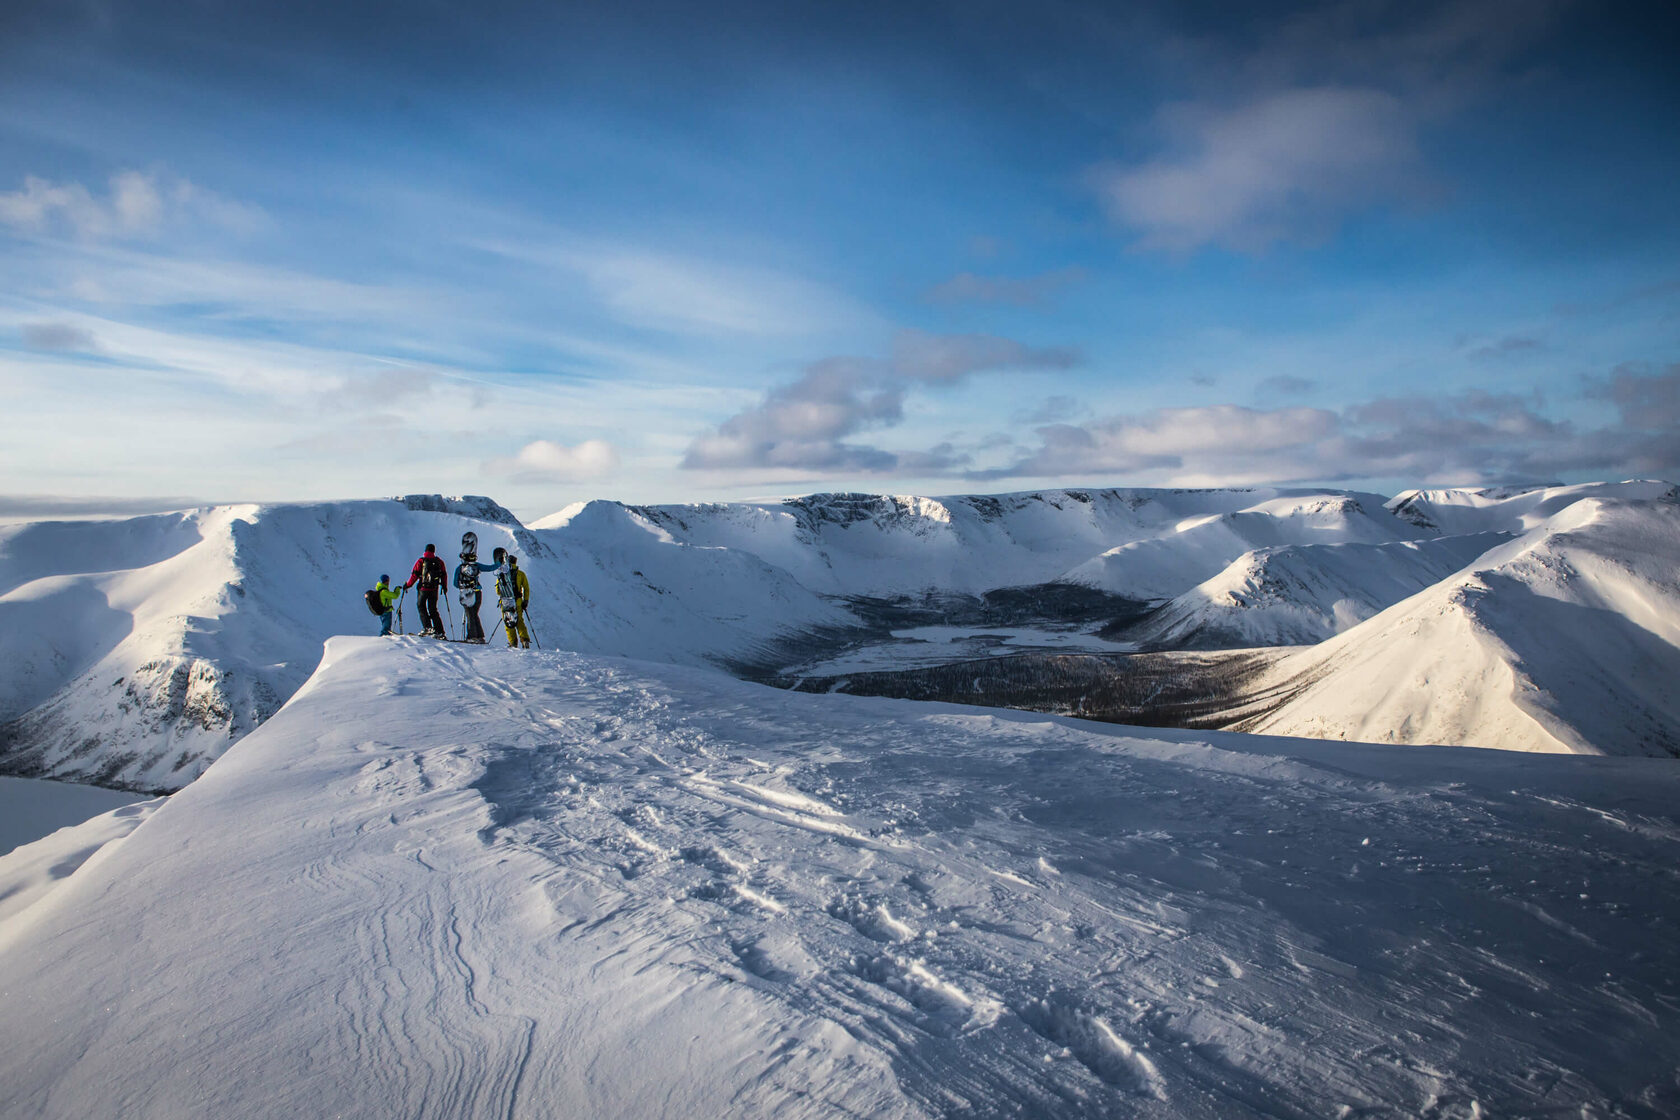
[2,640,1678,1117]
[1246,497,1680,755]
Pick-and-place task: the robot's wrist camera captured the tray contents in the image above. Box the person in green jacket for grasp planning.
[374,574,403,636]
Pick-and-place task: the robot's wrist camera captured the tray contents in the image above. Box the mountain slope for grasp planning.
[3,640,1677,1117]
[1123,532,1510,649]
[1243,497,1680,754]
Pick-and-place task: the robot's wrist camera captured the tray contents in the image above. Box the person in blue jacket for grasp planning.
[453,545,501,644]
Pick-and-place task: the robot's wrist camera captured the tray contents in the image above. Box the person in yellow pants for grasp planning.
[501,553,531,648]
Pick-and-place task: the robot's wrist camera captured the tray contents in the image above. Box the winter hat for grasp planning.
[380,573,389,583]
[424,544,436,554]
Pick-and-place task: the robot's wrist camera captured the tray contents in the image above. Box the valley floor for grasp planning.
[2,639,1678,1117]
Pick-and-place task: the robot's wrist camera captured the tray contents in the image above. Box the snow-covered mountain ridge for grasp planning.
[539,485,1420,598]
[4,639,1677,1117]
[2,480,1676,790]
[1243,494,1680,755]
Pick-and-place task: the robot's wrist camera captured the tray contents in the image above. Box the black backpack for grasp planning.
[365,588,384,616]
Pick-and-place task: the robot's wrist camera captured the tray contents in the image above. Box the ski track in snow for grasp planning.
[5,639,1678,1118]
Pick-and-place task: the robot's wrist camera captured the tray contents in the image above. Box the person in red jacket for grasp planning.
[404,544,449,637]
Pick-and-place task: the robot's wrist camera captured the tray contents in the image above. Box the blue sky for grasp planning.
[2,0,1677,519]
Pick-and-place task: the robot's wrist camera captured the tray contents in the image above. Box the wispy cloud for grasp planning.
[19,321,98,352]
[473,238,872,339]
[924,267,1086,307]
[1095,0,1570,253]
[1096,87,1421,253]
[971,367,1680,486]
[1466,335,1544,362]
[1258,374,1316,395]
[1586,362,1680,434]
[0,170,265,241]
[683,330,1078,473]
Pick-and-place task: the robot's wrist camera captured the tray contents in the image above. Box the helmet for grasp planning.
[493,547,506,562]
[424,544,436,555]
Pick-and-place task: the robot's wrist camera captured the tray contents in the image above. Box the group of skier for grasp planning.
[365,532,534,648]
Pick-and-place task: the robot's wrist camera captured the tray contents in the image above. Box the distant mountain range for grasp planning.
[2,480,1675,790]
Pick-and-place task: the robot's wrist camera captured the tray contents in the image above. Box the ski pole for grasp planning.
[443,589,455,640]
[397,586,407,635]
[523,603,541,650]
[488,616,504,645]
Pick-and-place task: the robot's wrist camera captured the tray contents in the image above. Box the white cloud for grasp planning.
[490,439,620,482]
[0,170,265,241]
[1094,1,1570,254]
[974,373,1680,487]
[682,331,1078,473]
[1096,87,1419,253]
[990,404,1339,479]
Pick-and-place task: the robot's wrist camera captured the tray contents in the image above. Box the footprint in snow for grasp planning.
[827,895,917,943]
[1017,991,1166,1099]
[852,953,1001,1036]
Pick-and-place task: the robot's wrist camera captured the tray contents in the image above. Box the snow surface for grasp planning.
[3,638,1678,1117]
[1245,496,1680,755]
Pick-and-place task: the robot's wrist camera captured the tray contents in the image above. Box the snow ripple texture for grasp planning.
[2,640,1678,1118]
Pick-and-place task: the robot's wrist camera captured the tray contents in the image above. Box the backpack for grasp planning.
[419,555,447,588]
[365,588,384,616]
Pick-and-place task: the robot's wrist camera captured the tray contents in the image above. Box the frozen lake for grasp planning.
[785,623,1136,677]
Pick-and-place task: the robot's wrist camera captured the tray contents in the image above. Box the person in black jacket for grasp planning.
[404,544,449,637]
